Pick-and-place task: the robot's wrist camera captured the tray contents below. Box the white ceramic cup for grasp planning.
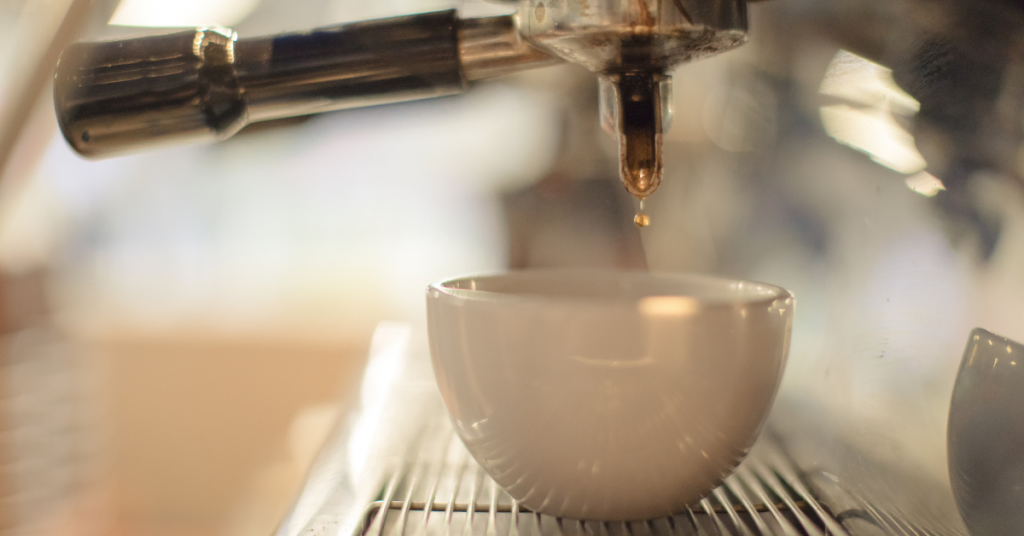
[948,328,1024,536]
[426,270,793,521]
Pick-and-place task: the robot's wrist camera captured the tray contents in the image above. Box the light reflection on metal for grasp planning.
[905,171,946,197]
[458,14,559,82]
[819,50,927,175]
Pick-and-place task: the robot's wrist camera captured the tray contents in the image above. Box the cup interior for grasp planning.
[435,270,787,306]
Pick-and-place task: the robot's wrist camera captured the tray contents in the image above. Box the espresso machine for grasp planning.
[52,0,762,204]
[20,0,1024,534]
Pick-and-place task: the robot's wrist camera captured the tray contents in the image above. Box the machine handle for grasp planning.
[55,10,553,158]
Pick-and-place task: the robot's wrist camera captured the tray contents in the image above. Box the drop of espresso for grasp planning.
[634,199,650,228]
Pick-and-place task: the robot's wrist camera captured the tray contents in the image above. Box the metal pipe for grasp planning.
[53,10,558,158]
[234,11,466,124]
[458,14,560,82]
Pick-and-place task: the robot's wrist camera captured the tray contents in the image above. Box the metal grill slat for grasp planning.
[413,434,454,536]
[712,487,750,536]
[546,515,565,536]
[633,520,654,536]
[750,459,825,536]
[666,514,685,536]
[362,418,858,536]
[649,518,674,536]
[392,457,426,536]
[369,471,404,536]
[442,455,468,536]
[682,508,705,536]
[861,502,917,536]
[510,501,521,536]
[699,497,730,535]
[462,467,485,536]
[619,520,633,536]
[554,518,569,536]
[577,518,593,536]
[733,465,800,536]
[485,481,499,536]
[722,476,768,536]
[760,446,849,536]
[532,511,544,536]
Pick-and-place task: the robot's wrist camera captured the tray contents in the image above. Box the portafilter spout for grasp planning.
[517,0,749,199]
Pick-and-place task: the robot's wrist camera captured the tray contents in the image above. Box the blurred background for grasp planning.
[4,0,1024,534]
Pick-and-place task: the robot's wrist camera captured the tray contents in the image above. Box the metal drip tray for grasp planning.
[359,415,848,536]
[275,332,952,536]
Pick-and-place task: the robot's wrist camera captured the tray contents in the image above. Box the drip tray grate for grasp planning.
[360,418,848,536]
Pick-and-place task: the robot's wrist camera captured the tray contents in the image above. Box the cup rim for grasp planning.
[427,269,792,309]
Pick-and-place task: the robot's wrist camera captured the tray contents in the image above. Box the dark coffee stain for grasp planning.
[634,0,656,27]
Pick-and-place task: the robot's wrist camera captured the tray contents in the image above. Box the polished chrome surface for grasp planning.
[51,0,747,199]
[52,9,568,159]
[458,15,560,82]
[234,10,465,123]
[54,10,472,157]
[55,27,245,157]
